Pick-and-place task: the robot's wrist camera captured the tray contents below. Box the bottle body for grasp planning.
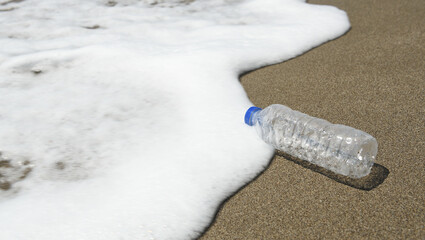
[246,104,378,178]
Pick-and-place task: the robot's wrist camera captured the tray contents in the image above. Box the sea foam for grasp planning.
[0,0,349,239]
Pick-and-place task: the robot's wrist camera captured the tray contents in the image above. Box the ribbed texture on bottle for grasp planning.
[252,104,377,178]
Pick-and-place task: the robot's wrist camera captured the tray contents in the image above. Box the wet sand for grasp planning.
[200,0,424,239]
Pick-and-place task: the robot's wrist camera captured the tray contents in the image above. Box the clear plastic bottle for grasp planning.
[245,104,378,178]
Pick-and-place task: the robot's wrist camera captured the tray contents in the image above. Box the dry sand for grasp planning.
[200,0,424,239]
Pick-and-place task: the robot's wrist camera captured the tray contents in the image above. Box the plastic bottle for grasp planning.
[244,104,378,178]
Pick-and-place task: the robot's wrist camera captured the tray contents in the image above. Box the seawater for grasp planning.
[0,0,349,239]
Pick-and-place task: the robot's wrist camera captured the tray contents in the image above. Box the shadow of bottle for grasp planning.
[276,151,389,191]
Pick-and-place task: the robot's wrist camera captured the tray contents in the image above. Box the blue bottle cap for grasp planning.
[244,106,262,126]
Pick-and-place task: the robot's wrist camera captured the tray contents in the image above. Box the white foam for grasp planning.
[0,0,349,239]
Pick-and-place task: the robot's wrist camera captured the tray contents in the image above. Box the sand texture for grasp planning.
[200,0,424,239]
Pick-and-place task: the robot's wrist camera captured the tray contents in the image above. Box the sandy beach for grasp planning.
[200,0,424,239]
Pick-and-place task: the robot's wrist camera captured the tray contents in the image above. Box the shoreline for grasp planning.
[200,0,425,239]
